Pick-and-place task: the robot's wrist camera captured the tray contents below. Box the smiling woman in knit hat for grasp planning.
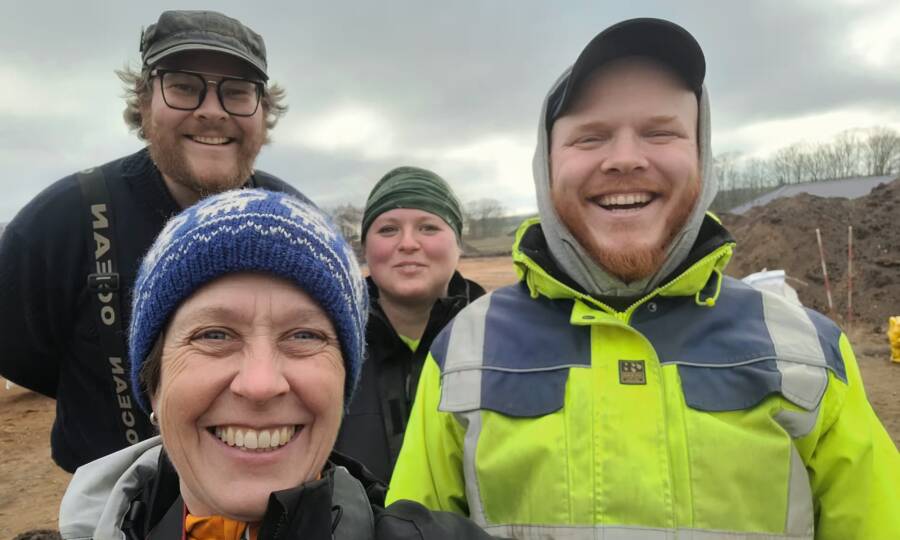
[333,166,485,483]
[57,189,502,540]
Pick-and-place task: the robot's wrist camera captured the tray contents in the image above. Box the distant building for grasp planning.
[728,175,894,214]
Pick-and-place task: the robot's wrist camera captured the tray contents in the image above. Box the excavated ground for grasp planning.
[721,177,900,333]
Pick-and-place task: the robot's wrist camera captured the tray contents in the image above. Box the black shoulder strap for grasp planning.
[78,167,146,448]
[144,495,183,539]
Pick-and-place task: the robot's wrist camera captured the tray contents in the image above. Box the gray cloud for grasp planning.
[3,0,899,222]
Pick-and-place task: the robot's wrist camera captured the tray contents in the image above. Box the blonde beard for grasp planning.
[141,117,265,200]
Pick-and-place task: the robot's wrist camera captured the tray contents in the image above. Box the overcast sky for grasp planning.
[3,0,900,221]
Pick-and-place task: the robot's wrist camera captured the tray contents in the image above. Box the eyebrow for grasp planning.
[645,115,680,124]
[375,215,444,225]
[571,114,681,127]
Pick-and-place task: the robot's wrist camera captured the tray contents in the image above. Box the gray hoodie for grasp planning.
[532,66,718,299]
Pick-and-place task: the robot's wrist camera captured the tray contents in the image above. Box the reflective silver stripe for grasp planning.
[482,523,813,539]
[436,294,491,524]
[762,291,819,538]
[762,291,829,410]
[455,410,489,526]
[785,446,815,536]
[761,290,827,366]
[773,407,820,439]
[439,293,492,411]
[440,369,483,411]
[775,361,828,411]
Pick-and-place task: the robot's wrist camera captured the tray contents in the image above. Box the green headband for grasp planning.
[361,166,463,240]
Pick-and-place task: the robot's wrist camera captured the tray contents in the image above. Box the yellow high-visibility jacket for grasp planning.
[388,217,900,540]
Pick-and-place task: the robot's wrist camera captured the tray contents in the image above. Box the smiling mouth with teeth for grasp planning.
[595,192,655,211]
[212,425,298,452]
[190,135,233,145]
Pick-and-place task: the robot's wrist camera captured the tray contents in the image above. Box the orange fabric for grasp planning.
[184,514,258,540]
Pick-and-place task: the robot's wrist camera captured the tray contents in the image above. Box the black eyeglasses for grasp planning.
[150,69,264,117]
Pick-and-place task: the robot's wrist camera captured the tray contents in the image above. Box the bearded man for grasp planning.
[0,10,306,472]
[387,18,900,539]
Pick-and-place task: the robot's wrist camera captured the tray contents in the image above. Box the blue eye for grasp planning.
[284,329,333,357]
[196,329,231,340]
[291,330,324,341]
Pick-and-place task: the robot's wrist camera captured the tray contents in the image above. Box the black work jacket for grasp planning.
[334,272,485,481]
[0,148,306,472]
[123,449,502,539]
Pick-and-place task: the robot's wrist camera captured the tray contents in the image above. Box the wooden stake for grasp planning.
[815,228,835,317]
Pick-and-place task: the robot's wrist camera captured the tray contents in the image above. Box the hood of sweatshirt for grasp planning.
[532,66,718,298]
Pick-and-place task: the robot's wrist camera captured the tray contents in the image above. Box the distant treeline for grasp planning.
[711,126,900,212]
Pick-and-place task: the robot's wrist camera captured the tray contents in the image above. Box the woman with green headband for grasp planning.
[334,166,485,482]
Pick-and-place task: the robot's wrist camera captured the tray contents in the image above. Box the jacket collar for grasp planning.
[365,271,485,336]
[365,270,481,305]
[60,436,381,539]
[512,214,735,315]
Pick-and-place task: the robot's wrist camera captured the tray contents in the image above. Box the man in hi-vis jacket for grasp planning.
[388,18,900,540]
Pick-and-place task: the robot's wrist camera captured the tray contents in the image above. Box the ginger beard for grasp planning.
[548,57,703,284]
[555,175,700,283]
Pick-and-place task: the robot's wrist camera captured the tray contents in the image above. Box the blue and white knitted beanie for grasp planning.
[128,189,367,413]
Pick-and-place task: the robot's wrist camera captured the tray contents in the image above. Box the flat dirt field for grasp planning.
[1,255,897,536]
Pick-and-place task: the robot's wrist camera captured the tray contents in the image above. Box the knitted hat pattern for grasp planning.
[128,189,367,413]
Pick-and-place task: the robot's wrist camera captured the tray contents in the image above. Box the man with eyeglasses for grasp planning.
[0,10,307,473]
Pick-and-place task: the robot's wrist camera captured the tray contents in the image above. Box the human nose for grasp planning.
[230,340,289,402]
[193,81,228,121]
[397,226,421,252]
[600,132,649,175]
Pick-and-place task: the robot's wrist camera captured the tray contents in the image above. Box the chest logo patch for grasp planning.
[619,360,646,385]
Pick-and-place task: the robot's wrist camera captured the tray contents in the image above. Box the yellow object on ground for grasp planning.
[889,316,900,363]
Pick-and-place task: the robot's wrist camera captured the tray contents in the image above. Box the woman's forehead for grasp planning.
[170,273,331,325]
[372,207,447,223]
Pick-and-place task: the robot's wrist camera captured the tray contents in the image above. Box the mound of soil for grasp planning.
[721,177,900,331]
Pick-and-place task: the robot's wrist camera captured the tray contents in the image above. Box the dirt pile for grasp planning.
[720,177,899,331]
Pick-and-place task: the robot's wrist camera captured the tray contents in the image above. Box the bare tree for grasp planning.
[863,126,900,176]
[464,198,506,238]
[329,203,364,242]
[804,143,832,182]
[713,152,741,192]
[772,144,806,185]
[740,157,773,190]
[830,129,865,178]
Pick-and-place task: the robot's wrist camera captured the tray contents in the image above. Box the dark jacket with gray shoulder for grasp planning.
[59,437,502,540]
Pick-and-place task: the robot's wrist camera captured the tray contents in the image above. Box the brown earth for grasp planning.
[720,177,900,333]
[2,254,897,536]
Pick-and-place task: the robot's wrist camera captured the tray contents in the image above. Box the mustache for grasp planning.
[584,177,663,195]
